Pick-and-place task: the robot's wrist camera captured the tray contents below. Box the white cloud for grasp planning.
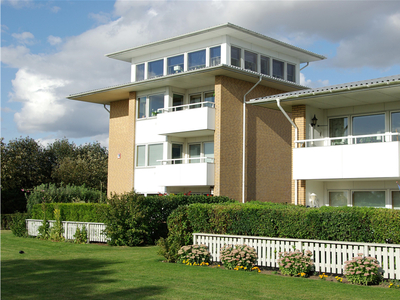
[300,73,330,88]
[89,12,111,24]
[4,0,33,9]
[11,31,35,45]
[1,24,9,33]
[51,6,60,13]
[47,35,62,45]
[1,107,14,113]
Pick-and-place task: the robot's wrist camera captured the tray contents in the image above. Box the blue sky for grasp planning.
[2,0,400,147]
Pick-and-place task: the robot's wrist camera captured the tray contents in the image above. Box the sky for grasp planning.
[1,0,400,148]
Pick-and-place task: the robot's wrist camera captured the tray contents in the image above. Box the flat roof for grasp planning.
[68,64,309,104]
[248,74,400,112]
[106,23,326,63]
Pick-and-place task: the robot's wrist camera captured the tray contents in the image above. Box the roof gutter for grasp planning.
[242,76,263,204]
[276,98,298,205]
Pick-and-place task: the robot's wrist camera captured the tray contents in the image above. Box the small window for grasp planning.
[136,64,145,81]
[172,144,183,165]
[210,46,221,66]
[204,142,214,163]
[204,92,214,108]
[261,56,270,76]
[273,60,284,79]
[188,50,206,70]
[148,59,164,79]
[231,46,241,67]
[353,191,385,208]
[148,144,163,166]
[287,63,295,82]
[189,144,201,163]
[329,191,348,207]
[167,55,184,74]
[149,94,164,117]
[244,51,257,72]
[136,145,145,167]
[138,97,146,119]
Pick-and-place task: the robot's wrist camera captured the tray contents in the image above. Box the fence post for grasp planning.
[86,223,90,244]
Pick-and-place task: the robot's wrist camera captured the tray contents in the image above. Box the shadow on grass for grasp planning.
[1,258,167,299]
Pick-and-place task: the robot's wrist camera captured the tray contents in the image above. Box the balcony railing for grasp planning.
[295,132,400,148]
[157,101,215,114]
[158,157,215,165]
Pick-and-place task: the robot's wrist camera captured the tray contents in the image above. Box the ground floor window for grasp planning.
[391,191,400,209]
[328,189,399,209]
[352,191,385,208]
[329,191,348,207]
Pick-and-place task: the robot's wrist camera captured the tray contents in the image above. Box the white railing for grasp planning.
[295,132,400,147]
[158,157,214,165]
[157,101,215,114]
[193,233,400,279]
[26,219,108,243]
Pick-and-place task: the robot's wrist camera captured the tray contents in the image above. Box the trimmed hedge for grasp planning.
[167,202,400,245]
[1,213,30,230]
[31,203,108,223]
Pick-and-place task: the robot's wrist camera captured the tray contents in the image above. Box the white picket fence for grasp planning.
[26,219,108,243]
[193,233,400,279]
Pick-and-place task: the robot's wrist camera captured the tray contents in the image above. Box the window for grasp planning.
[136,145,145,167]
[204,142,214,163]
[244,51,257,72]
[172,144,183,164]
[261,56,270,76]
[329,117,348,145]
[287,64,295,82]
[392,191,400,209]
[204,92,214,108]
[189,144,201,163]
[329,191,348,207]
[352,114,385,144]
[148,59,164,78]
[188,49,206,70]
[353,191,385,208]
[148,144,163,166]
[190,94,201,109]
[138,97,147,119]
[391,112,400,141]
[231,46,241,67]
[149,94,164,117]
[272,60,284,79]
[136,64,145,81]
[210,46,221,66]
[173,94,184,111]
[167,55,184,74]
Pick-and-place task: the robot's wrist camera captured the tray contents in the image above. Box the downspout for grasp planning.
[300,62,309,71]
[276,98,298,205]
[104,104,110,113]
[242,76,263,204]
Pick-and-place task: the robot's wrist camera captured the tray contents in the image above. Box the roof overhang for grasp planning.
[106,23,326,64]
[68,65,309,105]
[248,75,400,112]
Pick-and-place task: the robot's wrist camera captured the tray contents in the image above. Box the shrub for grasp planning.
[49,207,64,242]
[277,250,314,277]
[177,244,211,266]
[73,226,88,244]
[344,253,382,285]
[10,212,28,237]
[219,244,258,271]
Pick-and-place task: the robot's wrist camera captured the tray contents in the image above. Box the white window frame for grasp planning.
[328,190,350,207]
[351,190,386,208]
[137,93,165,120]
[135,143,164,168]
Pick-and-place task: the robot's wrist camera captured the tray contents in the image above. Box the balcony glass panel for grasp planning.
[329,191,348,207]
[353,191,385,208]
[204,92,214,108]
[352,114,385,144]
[391,112,400,141]
[287,63,295,82]
[167,55,184,74]
[173,94,184,111]
[273,60,284,79]
[148,144,163,166]
[136,64,145,81]
[148,59,164,79]
[245,51,257,72]
[261,56,270,76]
[231,46,241,67]
[149,94,164,117]
[188,50,206,70]
[210,46,221,66]
[190,94,201,109]
[329,117,348,145]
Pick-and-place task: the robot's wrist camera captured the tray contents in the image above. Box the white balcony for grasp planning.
[156,102,215,137]
[156,158,214,186]
[293,133,400,180]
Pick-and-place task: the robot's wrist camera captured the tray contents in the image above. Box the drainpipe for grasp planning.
[242,76,263,204]
[276,98,298,205]
[300,62,309,71]
[104,104,110,113]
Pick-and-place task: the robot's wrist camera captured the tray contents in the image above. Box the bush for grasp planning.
[277,250,314,277]
[49,207,64,242]
[10,213,28,237]
[177,244,211,266]
[344,254,382,285]
[73,226,88,244]
[219,244,258,271]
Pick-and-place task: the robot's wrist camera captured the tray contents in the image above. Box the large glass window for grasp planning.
[148,144,163,166]
[210,46,221,66]
[244,51,257,72]
[352,114,385,144]
[136,145,145,167]
[138,97,146,119]
[167,55,184,74]
[329,117,348,145]
[149,94,164,117]
[353,191,385,208]
[272,60,284,79]
[392,191,400,209]
[136,64,145,81]
[190,94,201,109]
[172,144,183,164]
[188,50,206,70]
[189,144,201,163]
[173,94,184,111]
[287,64,295,82]
[204,142,214,163]
[204,92,214,108]
[391,112,400,141]
[148,59,164,79]
[329,191,348,207]
[231,46,241,67]
[261,56,270,76]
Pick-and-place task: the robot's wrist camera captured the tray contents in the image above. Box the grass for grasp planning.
[1,230,398,300]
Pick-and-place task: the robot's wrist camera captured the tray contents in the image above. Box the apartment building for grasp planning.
[68,23,325,202]
[249,75,400,208]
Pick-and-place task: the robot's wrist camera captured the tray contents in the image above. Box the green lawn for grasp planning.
[1,230,398,300]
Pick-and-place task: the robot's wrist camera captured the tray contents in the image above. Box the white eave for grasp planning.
[68,64,309,104]
[247,74,400,112]
[106,23,326,64]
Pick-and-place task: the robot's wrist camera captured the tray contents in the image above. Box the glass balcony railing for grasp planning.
[157,101,215,114]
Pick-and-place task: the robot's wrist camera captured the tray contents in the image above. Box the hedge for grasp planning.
[167,202,400,245]
[31,203,108,223]
[1,213,30,230]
